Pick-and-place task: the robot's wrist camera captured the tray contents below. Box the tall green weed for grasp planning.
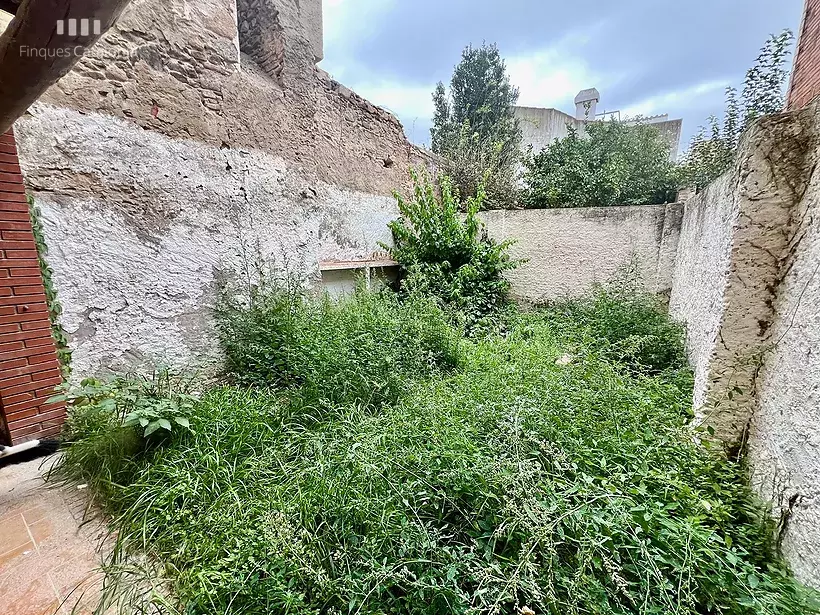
[53,294,818,615]
[216,281,462,409]
[385,171,519,335]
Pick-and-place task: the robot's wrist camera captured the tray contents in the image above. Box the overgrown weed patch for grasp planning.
[54,290,819,614]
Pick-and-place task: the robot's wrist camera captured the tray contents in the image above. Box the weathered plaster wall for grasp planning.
[669,174,738,410]
[7,0,431,375]
[670,111,817,443]
[14,105,397,376]
[480,203,683,303]
[644,118,683,160]
[747,129,820,589]
[670,104,820,588]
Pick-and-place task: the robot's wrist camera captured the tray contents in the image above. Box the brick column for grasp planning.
[0,129,65,445]
[788,0,820,110]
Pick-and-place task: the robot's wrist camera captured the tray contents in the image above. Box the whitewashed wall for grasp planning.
[670,105,820,589]
[482,204,682,303]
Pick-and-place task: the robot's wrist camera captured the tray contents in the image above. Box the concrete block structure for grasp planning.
[515,88,683,159]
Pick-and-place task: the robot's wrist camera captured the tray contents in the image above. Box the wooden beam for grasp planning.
[0,0,20,15]
[0,0,132,134]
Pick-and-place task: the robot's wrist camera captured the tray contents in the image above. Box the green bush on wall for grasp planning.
[28,196,71,376]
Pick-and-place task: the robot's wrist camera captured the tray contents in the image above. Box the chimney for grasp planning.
[574,88,600,120]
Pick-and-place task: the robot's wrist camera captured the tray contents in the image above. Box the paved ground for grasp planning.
[0,451,106,615]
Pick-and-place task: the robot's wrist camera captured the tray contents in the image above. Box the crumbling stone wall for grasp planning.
[237,0,286,82]
[25,0,428,196]
[9,0,432,376]
[670,103,820,589]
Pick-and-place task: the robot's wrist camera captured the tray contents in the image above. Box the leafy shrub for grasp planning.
[54,307,819,615]
[51,370,197,500]
[522,120,678,208]
[216,281,462,407]
[539,287,688,375]
[678,30,794,191]
[384,171,519,334]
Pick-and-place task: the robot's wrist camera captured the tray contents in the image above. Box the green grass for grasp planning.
[54,290,819,615]
[216,284,463,408]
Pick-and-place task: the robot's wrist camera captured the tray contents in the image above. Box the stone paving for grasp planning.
[0,452,106,615]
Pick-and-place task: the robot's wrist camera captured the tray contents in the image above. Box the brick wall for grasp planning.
[788,0,820,110]
[0,129,65,445]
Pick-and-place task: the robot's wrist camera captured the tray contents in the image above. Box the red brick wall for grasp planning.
[0,130,66,445]
[789,0,820,110]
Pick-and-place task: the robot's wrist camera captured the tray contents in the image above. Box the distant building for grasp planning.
[514,88,683,160]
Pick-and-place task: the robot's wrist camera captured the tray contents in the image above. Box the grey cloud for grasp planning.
[323,0,804,148]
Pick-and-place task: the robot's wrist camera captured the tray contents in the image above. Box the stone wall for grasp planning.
[27,0,428,197]
[15,105,398,377]
[670,103,820,588]
[481,204,683,303]
[237,0,287,82]
[8,0,432,376]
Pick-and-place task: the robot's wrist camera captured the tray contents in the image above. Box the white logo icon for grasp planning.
[56,19,102,37]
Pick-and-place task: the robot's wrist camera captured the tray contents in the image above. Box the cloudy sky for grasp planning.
[320,0,803,152]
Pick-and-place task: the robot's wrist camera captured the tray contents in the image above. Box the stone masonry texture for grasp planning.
[0,130,65,445]
[27,0,432,197]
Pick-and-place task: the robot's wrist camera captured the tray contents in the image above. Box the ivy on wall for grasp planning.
[28,196,72,377]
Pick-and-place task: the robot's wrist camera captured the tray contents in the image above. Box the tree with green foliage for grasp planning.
[431,43,522,209]
[679,30,794,191]
[522,120,678,208]
[384,171,518,334]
